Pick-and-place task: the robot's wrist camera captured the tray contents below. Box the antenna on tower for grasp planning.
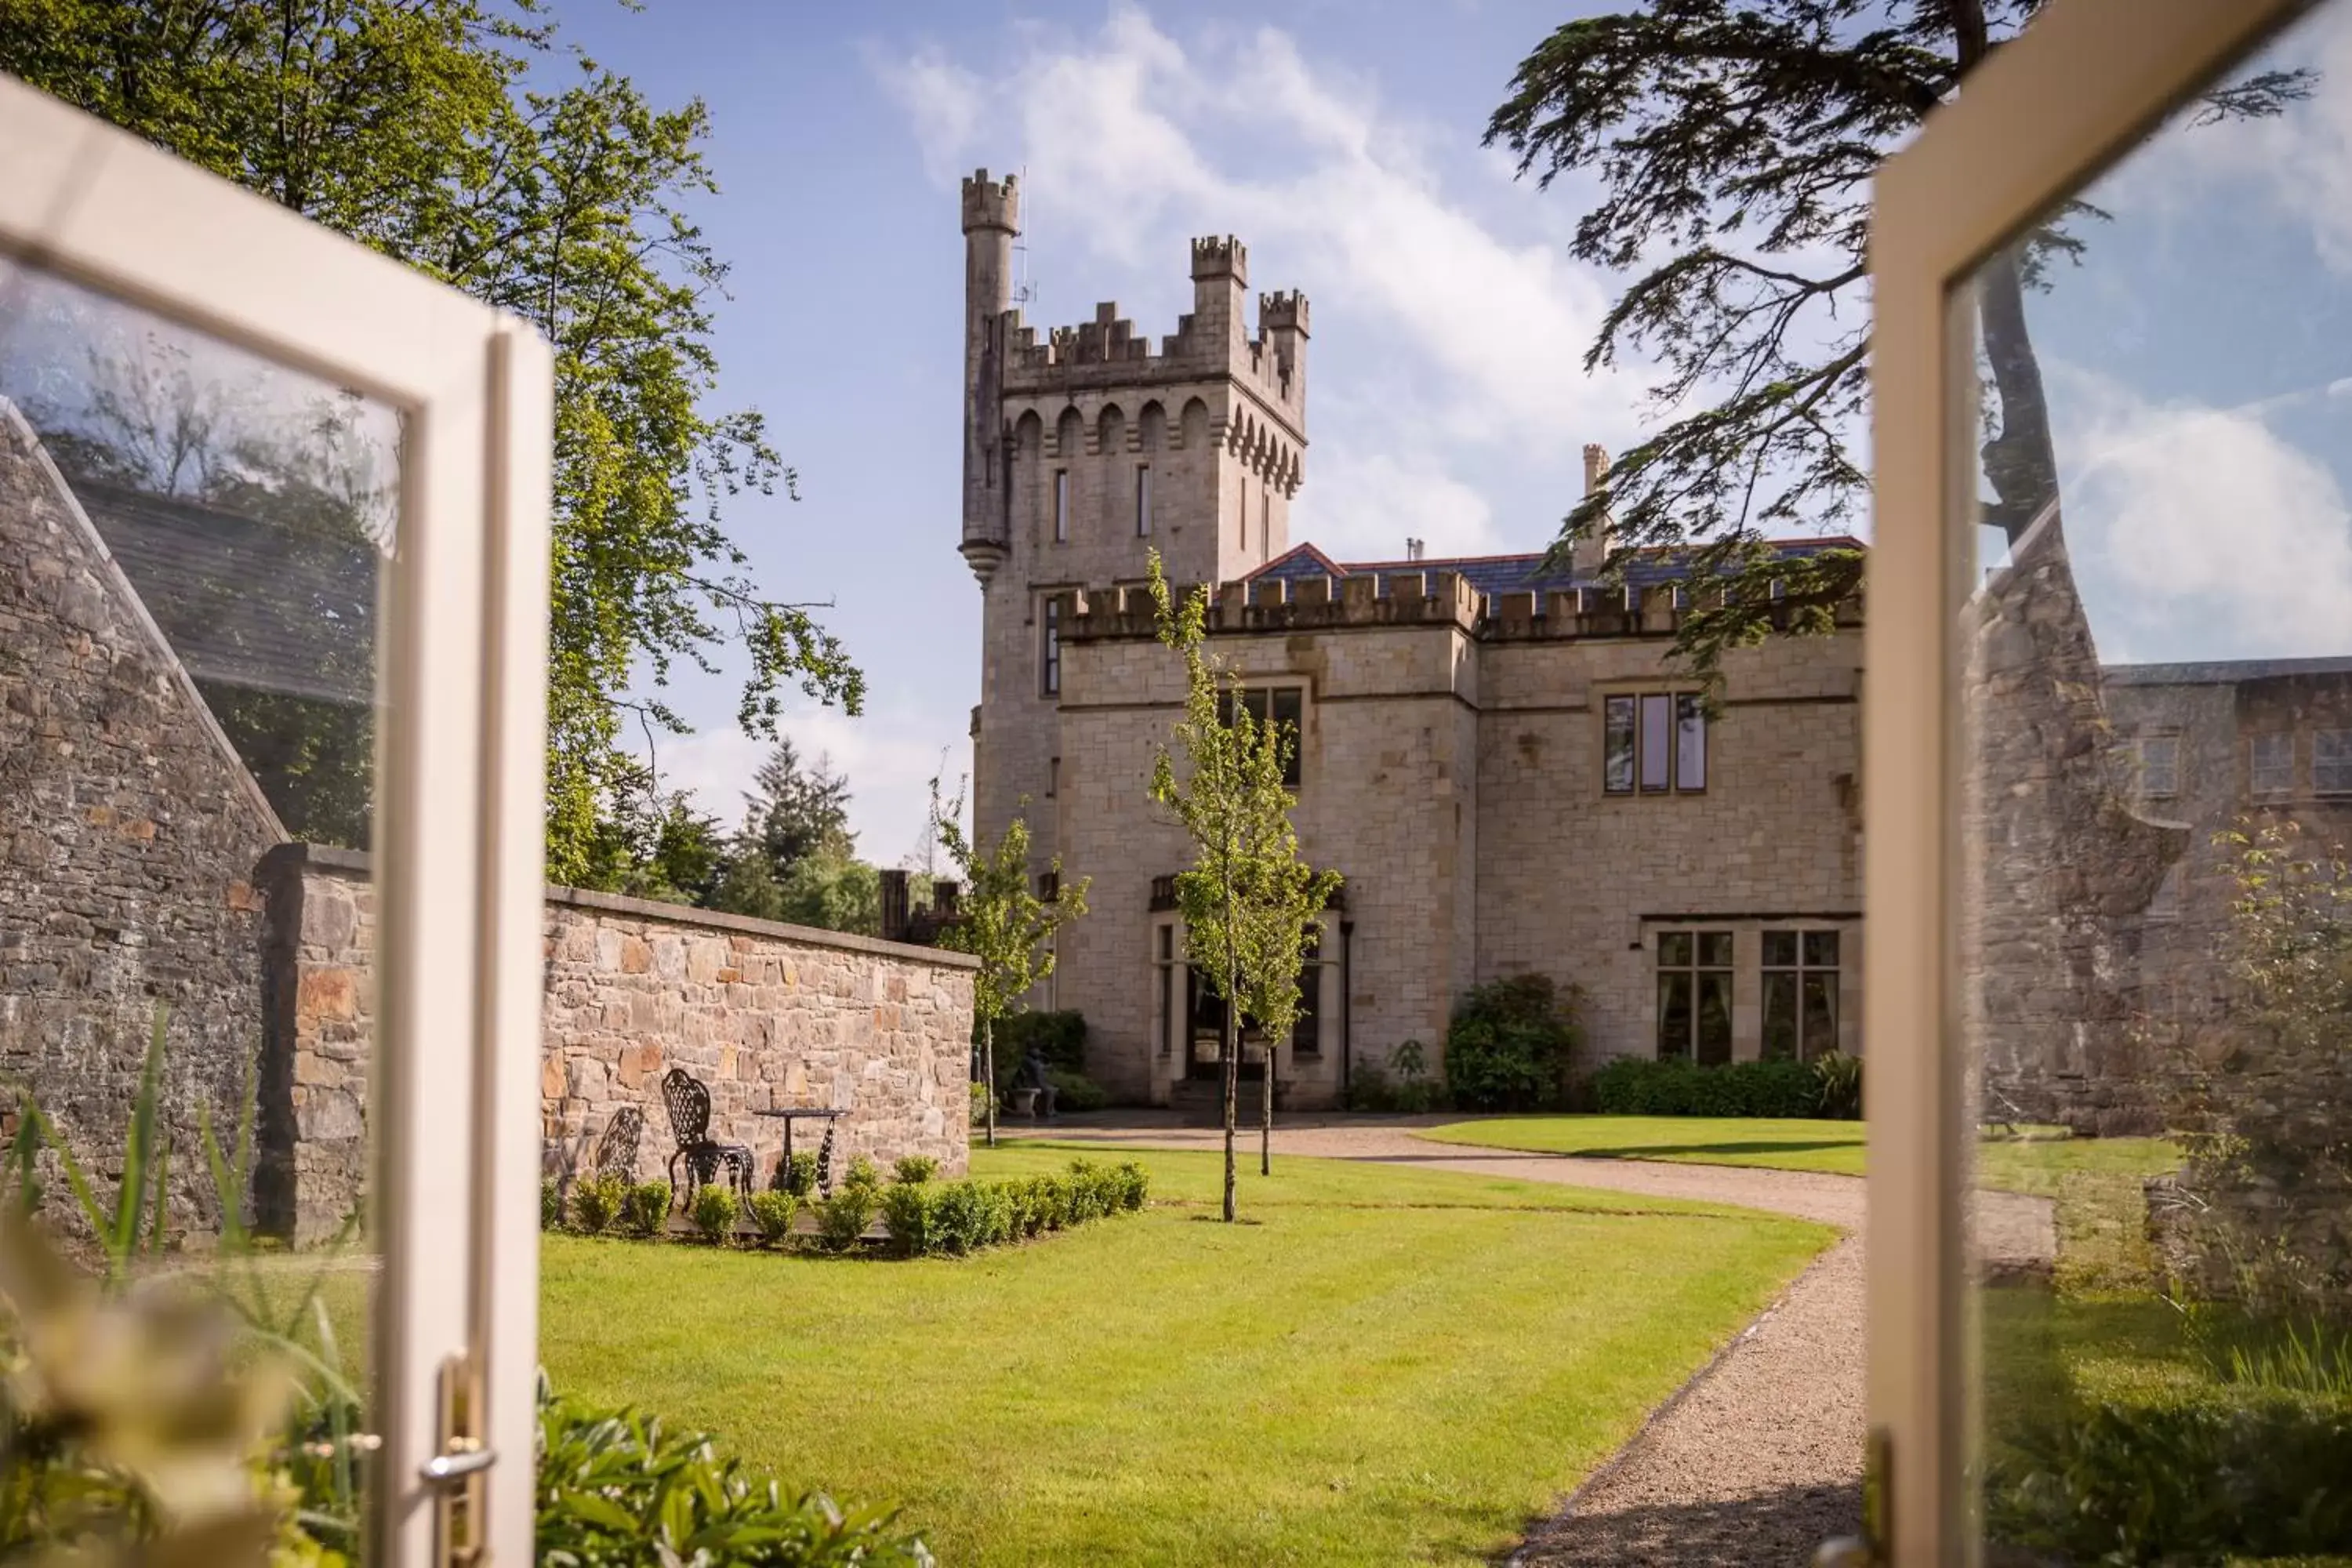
[1011,162,1036,309]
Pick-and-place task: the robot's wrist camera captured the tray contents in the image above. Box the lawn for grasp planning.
[537,1142,1834,1566]
[1420,1114,2180,1194]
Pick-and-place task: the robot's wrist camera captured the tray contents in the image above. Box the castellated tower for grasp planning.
[959,169,1310,866]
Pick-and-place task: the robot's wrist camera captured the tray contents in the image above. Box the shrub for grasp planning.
[988,1010,1088,1074]
[1348,1043,1437,1113]
[782,1151,822,1198]
[842,1153,883,1193]
[1445,976,1582,1112]
[541,1178,561,1231]
[880,1182,940,1256]
[1590,1056,1827,1118]
[968,1082,992,1128]
[931,1181,994,1254]
[535,1373,930,1565]
[1813,1051,1864,1120]
[892,1155,940,1185]
[815,1185,878,1253]
[1046,1068,1110,1112]
[1111,1160,1150,1211]
[1987,1387,2352,1562]
[619,1181,672,1239]
[747,1190,799,1247]
[690,1183,739,1245]
[569,1174,626,1236]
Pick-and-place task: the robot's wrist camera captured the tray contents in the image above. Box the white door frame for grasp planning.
[0,77,554,1568]
[1865,2,2310,1561]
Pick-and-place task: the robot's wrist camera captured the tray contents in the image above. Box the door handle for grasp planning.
[420,1442,496,1488]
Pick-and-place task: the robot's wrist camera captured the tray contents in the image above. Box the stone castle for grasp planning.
[953,170,1869,1109]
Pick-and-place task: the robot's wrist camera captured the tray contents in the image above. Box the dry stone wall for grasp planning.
[260,848,977,1241]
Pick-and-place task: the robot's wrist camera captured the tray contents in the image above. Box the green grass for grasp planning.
[537,1143,1833,1566]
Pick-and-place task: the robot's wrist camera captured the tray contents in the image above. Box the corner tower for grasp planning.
[960,170,1019,586]
[956,169,1310,862]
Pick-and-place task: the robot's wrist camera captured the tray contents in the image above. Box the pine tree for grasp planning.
[1486,1,2312,682]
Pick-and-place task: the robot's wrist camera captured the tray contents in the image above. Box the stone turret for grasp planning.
[1574,443,1613,577]
[960,169,1020,586]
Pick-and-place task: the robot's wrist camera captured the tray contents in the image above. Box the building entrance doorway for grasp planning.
[1184,967,1269,1083]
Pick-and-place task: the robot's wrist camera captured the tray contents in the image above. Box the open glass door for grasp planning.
[0,78,550,1566]
[1867,0,2352,1562]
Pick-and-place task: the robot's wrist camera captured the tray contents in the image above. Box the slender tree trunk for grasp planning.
[983,1015,996,1151]
[1221,988,1238,1222]
[1261,1029,1277,1177]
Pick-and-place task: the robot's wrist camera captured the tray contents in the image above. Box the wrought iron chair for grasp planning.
[659,1068,753,1206]
[590,1105,643,1181]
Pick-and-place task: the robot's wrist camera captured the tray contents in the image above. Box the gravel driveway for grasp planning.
[1017,1116,2054,1566]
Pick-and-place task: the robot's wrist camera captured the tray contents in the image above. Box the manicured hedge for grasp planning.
[881,1159,1148,1258]
[1590,1055,1861,1119]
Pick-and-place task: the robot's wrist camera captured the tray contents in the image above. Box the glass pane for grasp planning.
[1658,930,1693,967]
[1675,693,1707,790]
[1695,972,1733,1066]
[1604,695,1636,793]
[1800,974,1836,1061]
[1,256,397,1558]
[1697,931,1734,968]
[1960,11,2352,1559]
[1656,971,1692,1059]
[1639,692,1671,791]
[1804,930,1840,969]
[1762,973,1799,1061]
[1762,929,1800,967]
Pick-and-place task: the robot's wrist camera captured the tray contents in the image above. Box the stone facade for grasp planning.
[258,847,977,1241]
[0,401,283,1233]
[952,179,1871,1107]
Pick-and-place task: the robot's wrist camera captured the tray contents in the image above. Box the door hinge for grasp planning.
[422,1353,495,1567]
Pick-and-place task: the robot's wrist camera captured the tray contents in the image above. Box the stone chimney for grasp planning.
[1573,443,1615,577]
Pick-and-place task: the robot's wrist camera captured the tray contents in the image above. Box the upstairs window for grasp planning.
[1041,599,1061,696]
[2319,729,2352,794]
[2252,732,2294,795]
[1605,693,1706,795]
[2130,733,2180,799]
[1657,931,1733,1065]
[1219,685,1305,786]
[1762,930,1840,1062]
[1136,466,1152,536]
[1053,469,1070,542]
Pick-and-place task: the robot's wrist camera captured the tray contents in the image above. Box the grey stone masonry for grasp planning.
[0,402,284,1237]
[257,847,978,1242]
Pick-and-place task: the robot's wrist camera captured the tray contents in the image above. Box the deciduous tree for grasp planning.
[928,777,1089,1150]
[1146,553,1332,1218]
[1,1,863,883]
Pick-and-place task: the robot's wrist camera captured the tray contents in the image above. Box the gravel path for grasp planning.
[1015,1117,2054,1566]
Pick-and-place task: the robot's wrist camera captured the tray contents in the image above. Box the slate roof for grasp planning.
[2103,657,2352,687]
[73,480,379,706]
[1248,535,1865,598]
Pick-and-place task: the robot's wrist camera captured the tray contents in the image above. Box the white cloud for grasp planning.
[2056,367,2352,662]
[2100,5,2352,273]
[867,2,1650,549]
[1294,448,1500,561]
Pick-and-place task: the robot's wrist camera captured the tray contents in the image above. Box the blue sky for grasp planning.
[549,0,1653,862]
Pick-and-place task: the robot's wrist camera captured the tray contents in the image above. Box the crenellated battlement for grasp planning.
[1049,573,1863,644]
[960,169,1019,234]
[1000,234,1308,416]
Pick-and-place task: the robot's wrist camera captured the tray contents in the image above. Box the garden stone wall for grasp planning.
[259,846,977,1242]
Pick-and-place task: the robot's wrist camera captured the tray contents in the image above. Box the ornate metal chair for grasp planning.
[659,1068,753,1205]
[590,1105,643,1181]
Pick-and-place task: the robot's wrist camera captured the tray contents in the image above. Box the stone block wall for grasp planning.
[0,404,284,1236]
[259,847,978,1241]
